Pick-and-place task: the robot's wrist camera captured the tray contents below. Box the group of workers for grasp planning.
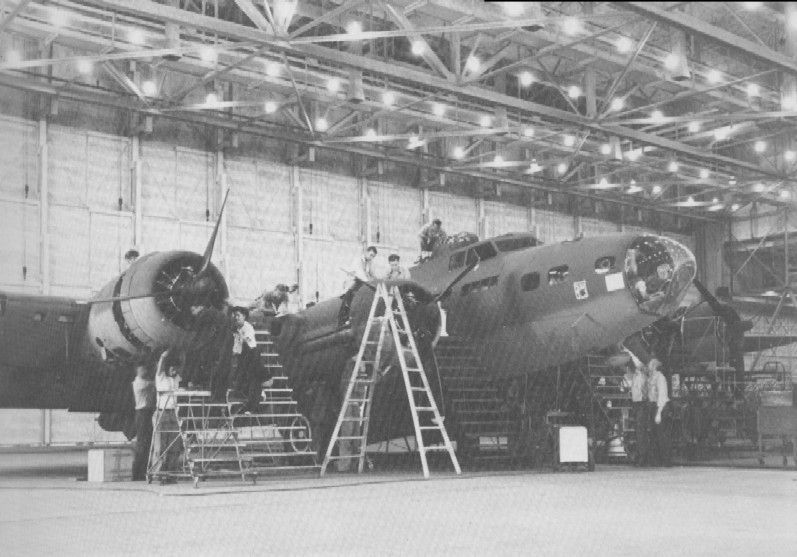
[129,303,271,481]
[622,356,672,467]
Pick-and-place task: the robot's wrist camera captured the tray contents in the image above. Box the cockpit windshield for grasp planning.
[624,235,696,317]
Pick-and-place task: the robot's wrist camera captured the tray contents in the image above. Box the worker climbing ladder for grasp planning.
[321,282,461,479]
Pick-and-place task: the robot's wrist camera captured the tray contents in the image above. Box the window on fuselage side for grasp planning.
[449,250,466,271]
[594,256,616,275]
[548,265,569,285]
[466,242,498,266]
[460,275,500,296]
[521,272,540,291]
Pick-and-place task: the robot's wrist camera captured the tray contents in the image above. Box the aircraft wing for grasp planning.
[0,292,88,369]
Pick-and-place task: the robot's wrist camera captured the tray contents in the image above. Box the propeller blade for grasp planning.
[199,188,230,276]
[85,290,171,305]
[692,278,724,315]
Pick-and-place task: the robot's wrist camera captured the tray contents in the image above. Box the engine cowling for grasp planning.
[85,251,228,362]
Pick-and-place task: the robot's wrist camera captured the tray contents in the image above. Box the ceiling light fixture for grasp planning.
[699,168,710,179]
[754,140,767,153]
[785,150,796,162]
[141,80,157,97]
[519,71,535,87]
[663,53,680,71]
[563,135,576,147]
[706,69,722,84]
[528,161,542,174]
[382,90,396,106]
[265,61,281,77]
[199,45,218,64]
[600,143,611,155]
[346,21,363,35]
[652,185,663,196]
[479,114,492,127]
[452,146,465,159]
[364,128,377,139]
[128,28,145,46]
[264,100,278,113]
[522,127,535,137]
[411,40,425,56]
[667,160,679,172]
[568,85,582,99]
[432,102,446,117]
[562,17,583,36]
[650,109,665,123]
[314,117,328,132]
[326,77,340,93]
[76,58,93,74]
[687,121,701,133]
[465,56,481,72]
[615,36,633,54]
[610,97,624,111]
[746,83,760,97]
[205,92,220,106]
[557,162,568,175]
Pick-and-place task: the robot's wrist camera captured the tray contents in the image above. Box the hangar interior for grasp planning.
[0,0,795,470]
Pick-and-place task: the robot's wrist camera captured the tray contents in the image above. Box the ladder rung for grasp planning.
[414,407,435,411]
[347,399,370,403]
[419,426,441,430]
[423,446,454,452]
[324,455,362,460]
[335,436,365,441]
[410,387,428,391]
[341,417,369,422]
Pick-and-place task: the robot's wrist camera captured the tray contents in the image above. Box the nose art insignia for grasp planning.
[574,280,589,300]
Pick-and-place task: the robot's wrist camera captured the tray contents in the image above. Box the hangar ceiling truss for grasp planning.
[1,0,797,223]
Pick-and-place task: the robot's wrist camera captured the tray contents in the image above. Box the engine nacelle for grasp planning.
[85,251,228,362]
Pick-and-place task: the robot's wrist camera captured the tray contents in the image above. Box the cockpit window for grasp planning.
[466,242,498,266]
[449,250,466,271]
[548,265,569,285]
[495,236,538,252]
[594,256,615,274]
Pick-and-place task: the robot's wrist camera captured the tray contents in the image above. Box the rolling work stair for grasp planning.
[580,354,634,461]
[146,332,318,486]
[435,337,517,468]
[321,282,461,479]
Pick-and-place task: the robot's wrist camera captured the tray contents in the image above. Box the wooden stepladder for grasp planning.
[321,282,461,479]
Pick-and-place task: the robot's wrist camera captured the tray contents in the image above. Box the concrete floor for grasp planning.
[1,449,796,556]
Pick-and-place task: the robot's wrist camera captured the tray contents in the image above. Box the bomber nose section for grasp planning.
[624,235,696,317]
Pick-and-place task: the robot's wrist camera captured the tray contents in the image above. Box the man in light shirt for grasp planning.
[154,349,183,481]
[131,357,156,481]
[384,253,411,281]
[646,358,671,466]
[622,357,650,466]
[337,246,377,327]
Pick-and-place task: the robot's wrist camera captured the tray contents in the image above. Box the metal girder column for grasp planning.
[215,135,229,279]
[290,164,304,306]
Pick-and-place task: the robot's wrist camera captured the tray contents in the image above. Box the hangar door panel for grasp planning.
[0,201,40,286]
[0,116,38,199]
[89,212,133,291]
[227,158,291,233]
[226,228,295,301]
[142,216,180,254]
[581,217,619,237]
[485,201,528,237]
[429,193,478,236]
[175,148,213,223]
[368,181,421,249]
[303,239,361,301]
[50,205,90,288]
[535,209,575,244]
[48,126,88,207]
[86,133,131,211]
[300,169,359,240]
[140,143,178,218]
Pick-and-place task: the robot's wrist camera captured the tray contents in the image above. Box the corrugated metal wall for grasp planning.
[0,114,676,446]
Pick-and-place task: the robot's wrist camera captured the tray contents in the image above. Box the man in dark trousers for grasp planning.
[230,306,264,413]
[131,356,156,481]
[337,246,377,327]
[647,359,672,466]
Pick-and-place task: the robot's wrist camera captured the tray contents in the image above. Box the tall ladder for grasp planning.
[321,282,461,479]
